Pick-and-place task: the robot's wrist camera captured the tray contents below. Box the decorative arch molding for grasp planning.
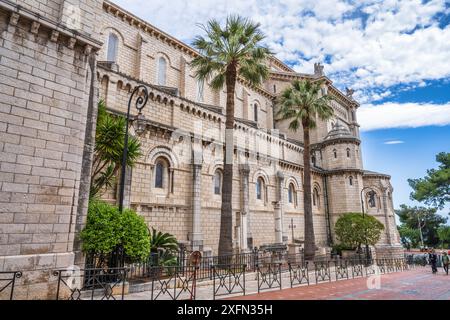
[155,52,172,68]
[102,27,126,43]
[252,169,270,185]
[312,182,321,192]
[285,176,301,190]
[147,145,179,168]
[208,160,224,175]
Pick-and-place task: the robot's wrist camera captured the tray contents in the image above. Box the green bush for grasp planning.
[334,212,384,250]
[80,200,150,262]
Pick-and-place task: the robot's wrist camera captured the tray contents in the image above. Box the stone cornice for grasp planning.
[269,56,295,72]
[0,0,102,50]
[363,171,392,179]
[311,137,361,149]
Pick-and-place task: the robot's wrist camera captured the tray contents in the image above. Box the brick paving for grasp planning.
[225,268,450,300]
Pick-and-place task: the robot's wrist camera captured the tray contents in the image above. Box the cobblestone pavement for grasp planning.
[225,268,450,300]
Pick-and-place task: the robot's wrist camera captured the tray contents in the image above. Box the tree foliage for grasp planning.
[277,79,334,131]
[408,152,450,210]
[80,200,150,261]
[398,225,421,249]
[334,213,384,250]
[90,100,142,198]
[191,15,271,90]
[395,204,447,247]
[437,225,450,249]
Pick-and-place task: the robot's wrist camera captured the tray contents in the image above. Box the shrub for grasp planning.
[149,228,179,267]
[334,212,384,250]
[80,200,150,262]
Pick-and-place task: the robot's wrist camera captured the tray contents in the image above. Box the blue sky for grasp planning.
[114,0,450,220]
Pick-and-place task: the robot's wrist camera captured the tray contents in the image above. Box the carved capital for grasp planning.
[30,21,40,34]
[84,44,92,55]
[9,13,20,26]
[68,38,76,49]
[50,30,59,42]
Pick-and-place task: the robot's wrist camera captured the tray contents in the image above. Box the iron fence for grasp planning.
[314,261,332,283]
[212,264,246,300]
[0,271,22,300]
[256,263,282,293]
[53,267,128,300]
[288,262,309,287]
[149,266,198,300]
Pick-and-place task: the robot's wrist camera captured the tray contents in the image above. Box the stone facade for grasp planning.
[95,1,402,256]
[0,0,402,299]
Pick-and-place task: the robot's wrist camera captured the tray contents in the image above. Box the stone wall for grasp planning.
[0,0,102,299]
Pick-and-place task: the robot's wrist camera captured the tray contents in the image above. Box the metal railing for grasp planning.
[256,263,282,293]
[0,271,22,300]
[53,267,128,300]
[212,264,246,300]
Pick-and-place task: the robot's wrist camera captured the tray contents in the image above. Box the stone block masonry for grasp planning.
[0,0,102,299]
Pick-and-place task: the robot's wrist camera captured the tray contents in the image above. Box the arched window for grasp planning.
[288,183,296,205]
[333,149,337,159]
[347,148,351,158]
[313,188,320,207]
[312,155,316,167]
[351,111,355,122]
[254,104,258,123]
[349,176,353,186]
[256,177,264,200]
[107,33,118,62]
[273,85,277,93]
[158,57,167,86]
[155,161,164,188]
[196,79,204,102]
[214,170,222,195]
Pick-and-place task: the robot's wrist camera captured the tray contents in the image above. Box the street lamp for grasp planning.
[360,186,377,263]
[118,84,149,213]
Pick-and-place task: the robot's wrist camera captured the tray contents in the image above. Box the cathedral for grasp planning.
[0,0,402,298]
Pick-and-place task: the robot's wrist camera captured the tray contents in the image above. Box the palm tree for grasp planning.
[191,16,271,256]
[277,79,334,260]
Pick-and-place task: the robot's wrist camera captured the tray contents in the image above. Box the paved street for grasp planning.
[225,268,450,300]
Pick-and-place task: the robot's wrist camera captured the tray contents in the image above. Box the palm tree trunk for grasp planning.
[302,123,316,260]
[218,64,237,258]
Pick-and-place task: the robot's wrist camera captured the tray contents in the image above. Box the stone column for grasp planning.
[240,164,250,251]
[105,75,119,109]
[179,57,187,98]
[189,147,204,251]
[274,171,285,243]
[136,33,147,80]
[381,188,392,245]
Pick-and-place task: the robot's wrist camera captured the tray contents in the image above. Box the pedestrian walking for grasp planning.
[429,249,438,274]
[442,252,449,275]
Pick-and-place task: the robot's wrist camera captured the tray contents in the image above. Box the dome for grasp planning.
[324,120,353,141]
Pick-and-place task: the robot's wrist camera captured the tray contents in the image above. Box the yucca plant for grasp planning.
[90,100,142,198]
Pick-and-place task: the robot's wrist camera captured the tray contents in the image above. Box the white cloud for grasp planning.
[384,140,405,145]
[112,0,450,130]
[358,102,450,131]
